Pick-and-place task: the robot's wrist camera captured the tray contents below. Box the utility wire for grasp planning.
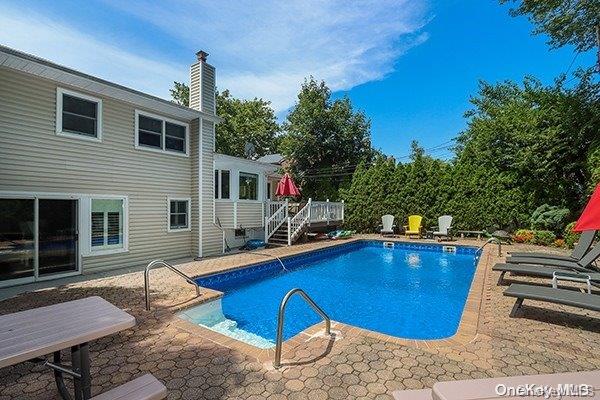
[300,143,455,179]
[299,141,455,175]
[564,51,580,76]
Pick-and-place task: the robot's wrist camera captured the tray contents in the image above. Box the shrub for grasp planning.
[563,221,580,249]
[530,204,570,234]
[513,229,534,243]
[532,230,557,246]
[553,239,566,248]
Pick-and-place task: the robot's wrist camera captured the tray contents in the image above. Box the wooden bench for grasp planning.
[91,374,166,400]
[392,388,432,399]
[456,230,484,240]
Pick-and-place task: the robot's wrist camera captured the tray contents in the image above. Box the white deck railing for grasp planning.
[266,200,287,218]
[264,200,288,241]
[287,199,312,245]
[310,200,344,224]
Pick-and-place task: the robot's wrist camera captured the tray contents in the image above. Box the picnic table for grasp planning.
[0,296,136,400]
[456,230,485,240]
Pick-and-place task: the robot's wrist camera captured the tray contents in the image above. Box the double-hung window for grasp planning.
[135,110,188,156]
[214,170,230,199]
[168,198,190,231]
[239,172,258,200]
[90,198,125,252]
[56,88,102,141]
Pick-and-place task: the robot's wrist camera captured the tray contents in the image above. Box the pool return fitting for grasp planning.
[273,288,332,369]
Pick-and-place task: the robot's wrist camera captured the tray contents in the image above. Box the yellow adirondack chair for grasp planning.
[404,215,423,238]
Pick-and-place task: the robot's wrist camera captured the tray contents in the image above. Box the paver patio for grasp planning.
[1,236,599,399]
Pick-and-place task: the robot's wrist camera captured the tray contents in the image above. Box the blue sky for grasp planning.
[0,0,594,160]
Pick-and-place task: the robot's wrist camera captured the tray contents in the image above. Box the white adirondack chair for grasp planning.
[380,214,395,236]
[433,215,453,241]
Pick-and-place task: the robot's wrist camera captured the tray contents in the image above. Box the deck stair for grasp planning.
[264,198,344,246]
[268,225,290,245]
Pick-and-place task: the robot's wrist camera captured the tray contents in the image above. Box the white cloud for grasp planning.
[0,4,187,100]
[105,0,430,111]
[0,1,429,112]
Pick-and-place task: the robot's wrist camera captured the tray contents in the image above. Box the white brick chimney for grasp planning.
[189,50,216,115]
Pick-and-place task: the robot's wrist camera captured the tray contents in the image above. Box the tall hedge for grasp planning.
[341,75,599,233]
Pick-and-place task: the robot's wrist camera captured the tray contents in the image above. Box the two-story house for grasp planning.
[0,46,343,288]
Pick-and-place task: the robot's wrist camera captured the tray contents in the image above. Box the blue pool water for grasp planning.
[186,241,479,347]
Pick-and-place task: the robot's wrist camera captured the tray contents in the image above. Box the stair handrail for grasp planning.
[144,259,201,311]
[265,200,288,240]
[273,288,331,368]
[287,198,312,245]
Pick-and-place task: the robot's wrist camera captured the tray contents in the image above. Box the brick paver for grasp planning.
[1,236,599,399]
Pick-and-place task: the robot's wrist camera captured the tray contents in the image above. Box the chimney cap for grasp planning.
[196,50,209,62]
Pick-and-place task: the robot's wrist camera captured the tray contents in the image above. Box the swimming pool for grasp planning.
[180,241,480,348]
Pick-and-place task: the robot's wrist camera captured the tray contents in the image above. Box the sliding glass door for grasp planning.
[0,197,79,286]
[0,199,35,282]
[38,199,78,276]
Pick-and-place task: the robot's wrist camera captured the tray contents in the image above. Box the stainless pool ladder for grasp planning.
[273,288,331,369]
[478,237,502,257]
[144,259,201,311]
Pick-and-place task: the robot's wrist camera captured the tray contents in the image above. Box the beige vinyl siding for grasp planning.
[189,63,201,111]
[190,118,200,257]
[0,67,194,274]
[236,203,263,228]
[201,64,216,115]
[215,202,235,227]
[200,120,223,255]
[214,202,264,229]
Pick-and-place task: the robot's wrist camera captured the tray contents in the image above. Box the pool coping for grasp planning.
[169,238,490,363]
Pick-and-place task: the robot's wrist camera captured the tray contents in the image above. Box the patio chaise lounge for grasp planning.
[493,245,600,284]
[380,214,396,236]
[404,215,423,238]
[498,243,600,272]
[508,230,596,262]
[503,283,600,317]
[432,215,453,241]
[493,262,600,286]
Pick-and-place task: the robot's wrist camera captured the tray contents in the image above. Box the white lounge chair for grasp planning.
[380,214,395,236]
[433,215,453,241]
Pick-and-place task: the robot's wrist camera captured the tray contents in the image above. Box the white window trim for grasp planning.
[81,195,129,256]
[214,169,231,200]
[56,87,103,142]
[167,197,191,232]
[238,171,260,202]
[135,110,189,157]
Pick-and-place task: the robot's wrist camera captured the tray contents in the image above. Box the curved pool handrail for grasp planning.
[273,288,331,368]
[144,259,201,311]
[478,237,502,257]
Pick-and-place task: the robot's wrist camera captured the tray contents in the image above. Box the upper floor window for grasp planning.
[239,172,258,200]
[135,110,188,156]
[214,170,230,199]
[56,88,102,141]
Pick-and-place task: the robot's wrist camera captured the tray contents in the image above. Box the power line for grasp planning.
[564,51,580,76]
[299,143,455,179]
[299,141,455,175]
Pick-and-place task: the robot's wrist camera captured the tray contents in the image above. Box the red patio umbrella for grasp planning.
[276,173,301,198]
[573,183,600,232]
